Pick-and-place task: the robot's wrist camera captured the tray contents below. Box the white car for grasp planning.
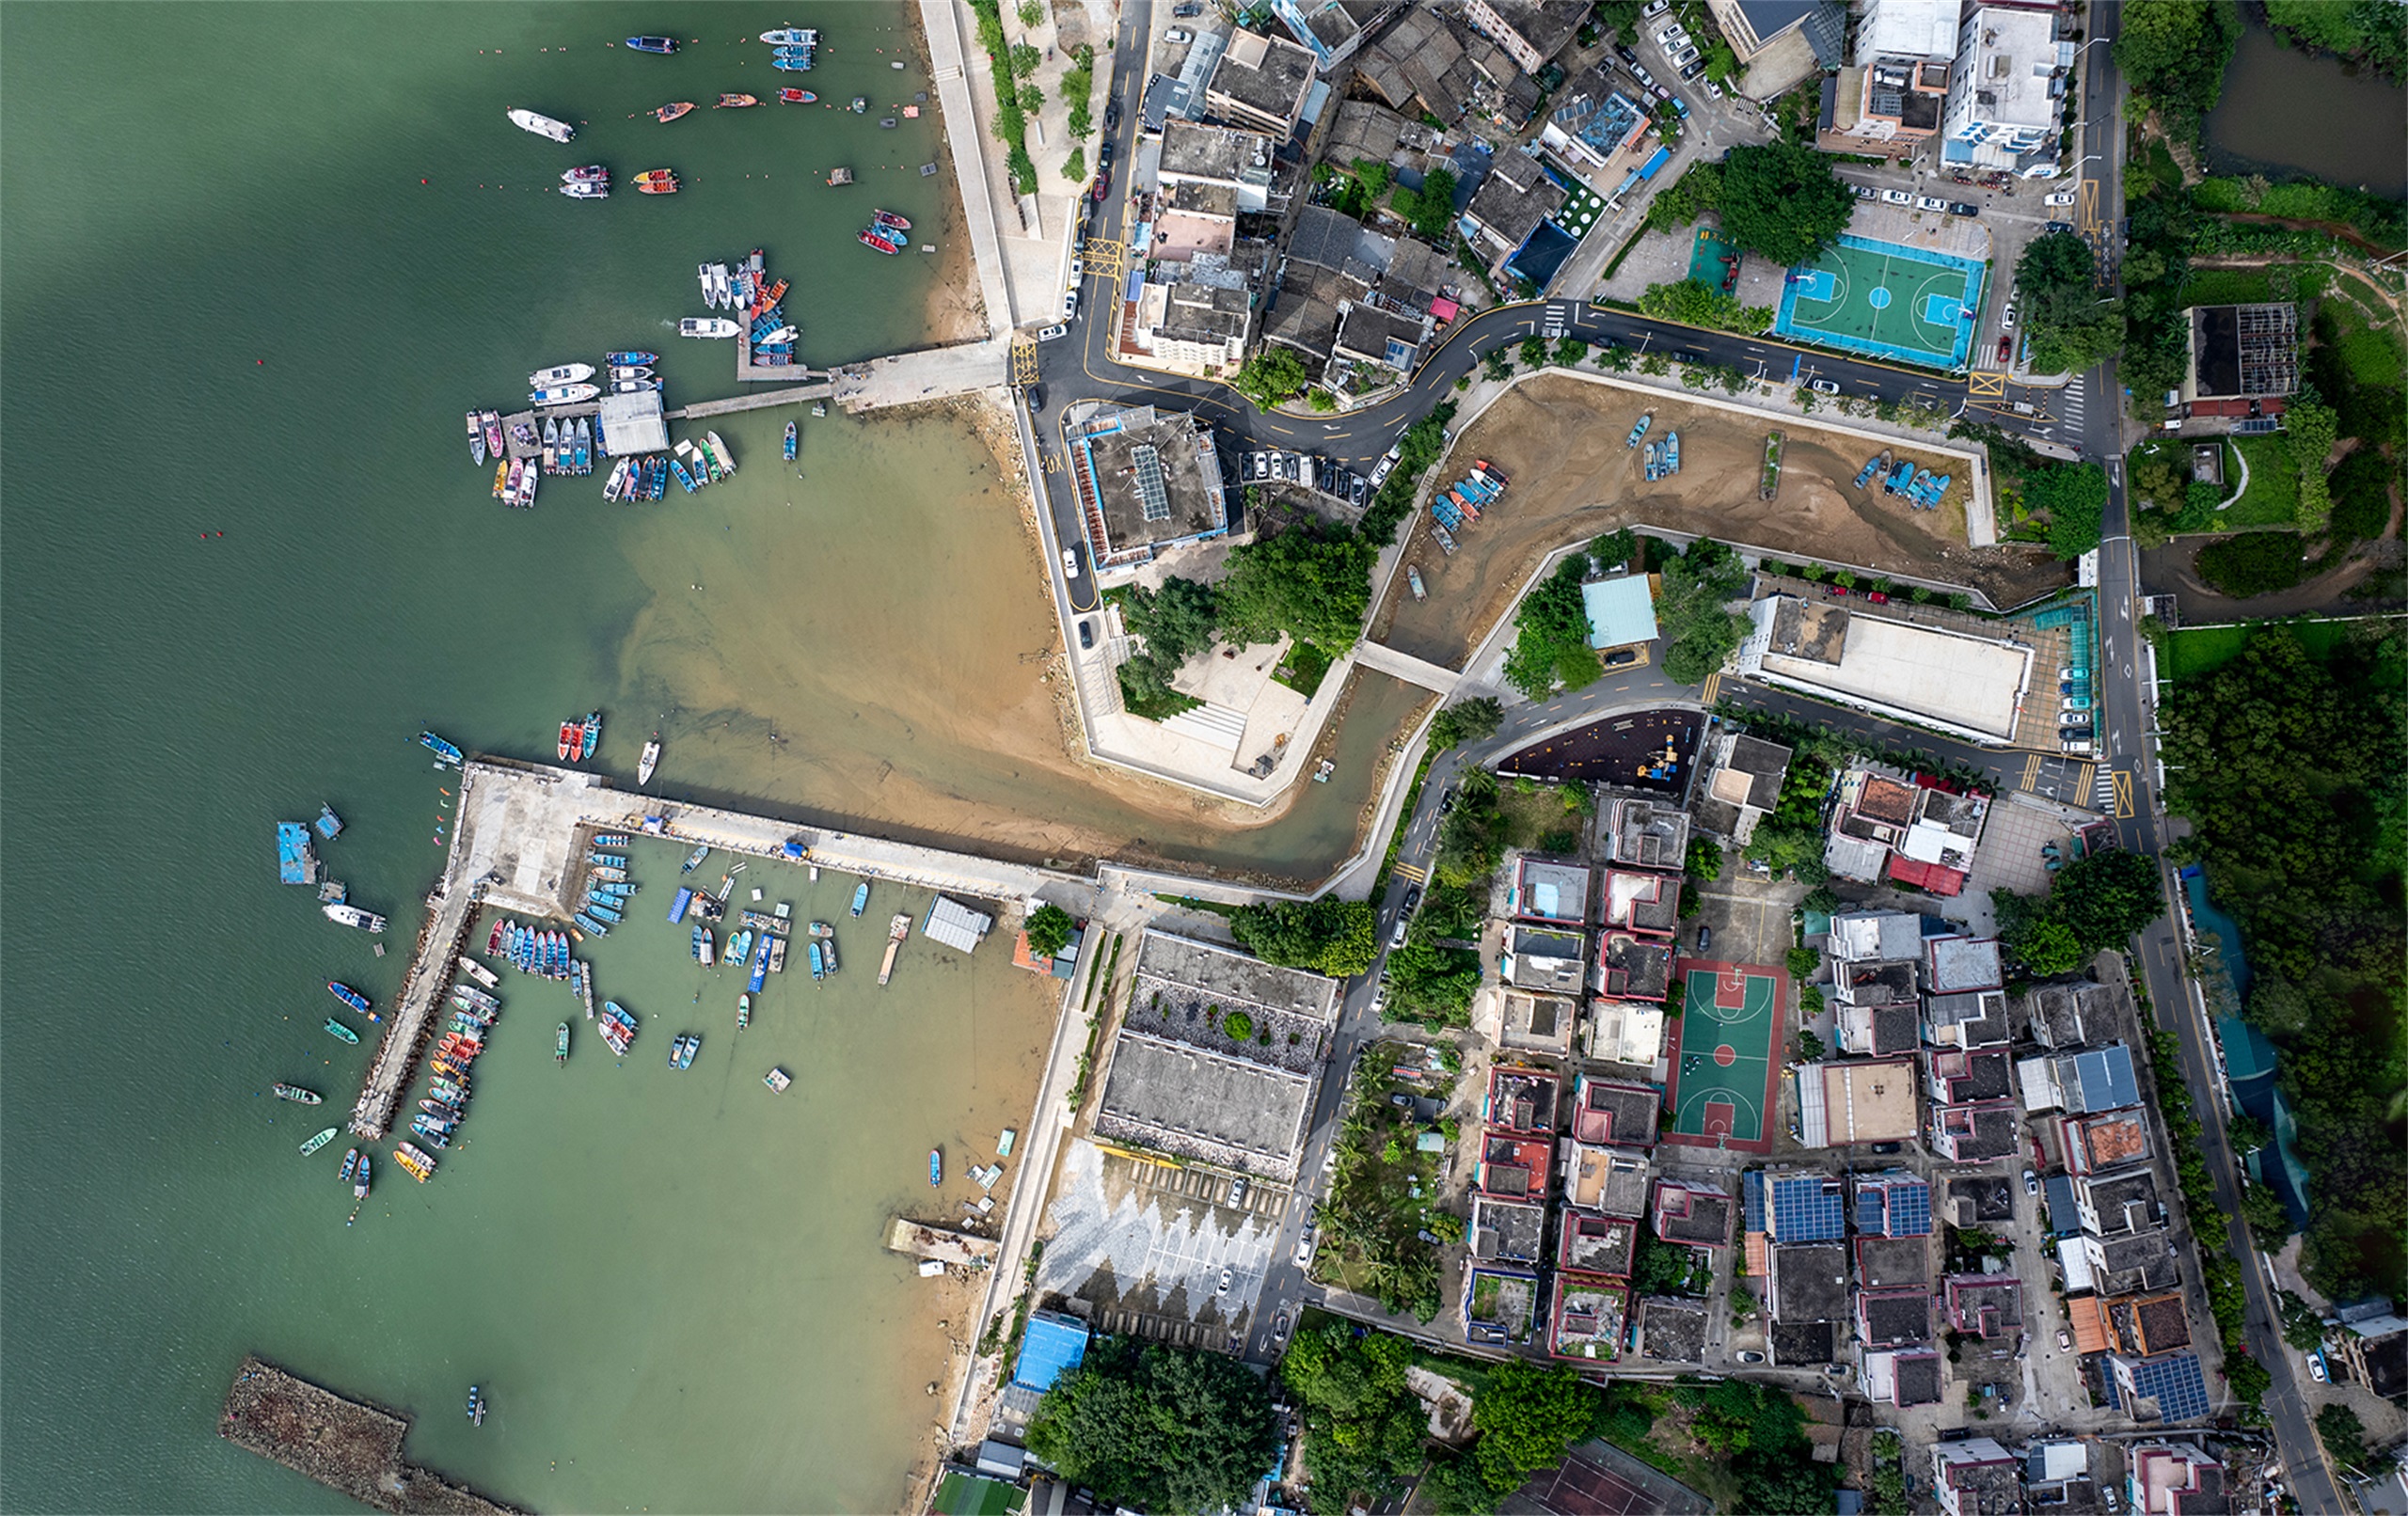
[1810,378,1841,395]
[1062,288,1079,319]
[1853,183,1878,200]
[1368,455,1397,488]
[1037,324,1069,341]
[1069,256,1084,280]
[2001,300,2017,331]
[2044,189,2078,206]
[1880,188,1912,205]
[1216,1266,1232,1292]
[1165,26,1192,43]
[1703,78,1724,99]
[2307,1351,2329,1383]
[1915,194,1948,212]
[1252,450,1268,481]
[1061,548,1080,580]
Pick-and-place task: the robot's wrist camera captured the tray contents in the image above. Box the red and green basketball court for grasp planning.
[1662,958,1786,1154]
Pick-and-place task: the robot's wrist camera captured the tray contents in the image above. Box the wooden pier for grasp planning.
[218,1355,523,1515]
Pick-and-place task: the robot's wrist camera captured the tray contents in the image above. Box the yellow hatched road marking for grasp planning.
[2113,768,2134,818]
[2019,753,2041,792]
[2075,762,2095,796]
[1008,340,1038,387]
[1392,861,1428,883]
[1967,371,2007,398]
[2079,179,2101,234]
[1699,671,1722,704]
[1082,239,1128,279]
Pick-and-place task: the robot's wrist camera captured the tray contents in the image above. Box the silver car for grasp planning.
[1252,450,1268,481]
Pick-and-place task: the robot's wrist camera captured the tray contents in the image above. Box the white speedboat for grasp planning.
[531,362,595,386]
[639,735,661,785]
[679,318,740,339]
[560,181,608,199]
[760,27,818,46]
[531,383,601,403]
[507,108,575,142]
[757,325,797,345]
[608,364,653,381]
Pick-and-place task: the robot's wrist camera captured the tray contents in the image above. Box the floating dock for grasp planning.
[884,1218,997,1267]
[218,1355,523,1515]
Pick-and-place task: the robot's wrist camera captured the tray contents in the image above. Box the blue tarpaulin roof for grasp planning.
[1637,147,1672,180]
[1012,1311,1090,1392]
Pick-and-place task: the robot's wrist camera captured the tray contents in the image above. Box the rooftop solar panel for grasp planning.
[1856,1188,1886,1233]
[2125,1354,2210,1421]
[1888,1182,1932,1237]
[1770,1175,1846,1241]
[1744,1170,1766,1233]
[1131,444,1169,522]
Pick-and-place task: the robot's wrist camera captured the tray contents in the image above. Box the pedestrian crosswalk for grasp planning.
[2092,762,2117,810]
[2059,386,2087,430]
[1392,861,1428,884]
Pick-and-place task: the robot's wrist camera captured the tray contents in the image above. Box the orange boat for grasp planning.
[636,168,679,195]
[715,93,758,108]
[654,101,695,123]
[777,88,816,104]
[752,276,786,315]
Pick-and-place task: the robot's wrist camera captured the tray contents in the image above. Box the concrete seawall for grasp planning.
[218,1356,522,1514]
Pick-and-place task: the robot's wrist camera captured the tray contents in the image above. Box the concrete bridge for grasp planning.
[1352,640,1460,694]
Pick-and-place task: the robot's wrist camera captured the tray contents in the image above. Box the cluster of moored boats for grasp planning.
[856,208,911,256]
[575,840,633,938]
[688,248,795,367]
[553,164,680,201]
[1426,460,1507,553]
[1854,450,1953,508]
[511,28,822,150]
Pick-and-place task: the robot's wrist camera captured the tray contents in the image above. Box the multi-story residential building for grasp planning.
[1938,6,2063,168]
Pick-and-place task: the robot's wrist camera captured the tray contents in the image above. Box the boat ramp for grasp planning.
[218,1355,522,1515]
[884,1218,996,1269]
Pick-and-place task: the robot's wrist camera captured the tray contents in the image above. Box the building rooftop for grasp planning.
[1597,932,1671,1002]
[1857,1234,1931,1291]
[1549,1274,1631,1362]
[1841,1001,1924,1059]
[1205,27,1318,134]
[1564,1141,1653,1215]
[2108,1353,2212,1423]
[1354,8,1478,123]
[1513,857,1592,924]
[1746,598,2033,745]
[1505,924,1588,994]
[1954,5,2064,133]
[1465,0,1588,67]
[1654,1179,1734,1247]
[1133,929,1339,1019]
[1572,1076,1661,1148]
[1470,1194,1548,1264]
[2025,980,2122,1048]
[2188,303,2300,400]
[595,387,668,456]
[1928,1048,2016,1104]
[1945,1274,2025,1338]
[1093,1033,1318,1179]
[1586,998,1665,1067]
[1464,1263,1542,1346]
[1582,576,1661,652]
[1322,97,1440,170]
[1498,990,1579,1056]
[1486,1066,1561,1135]
[1839,959,1920,1007]
[1638,1295,1708,1361]
[1871,1348,1946,1407]
[1926,936,2005,994]
[1708,734,1793,815]
[1158,118,1280,183]
[2085,1228,2180,1295]
[1559,1209,1639,1277]
[1766,1172,1849,1242]
[1802,1057,1921,1146]
[2080,1168,2164,1237]
[1830,910,1925,963]
[1926,989,2012,1047]
[1770,1319,1837,1366]
[1931,1099,2020,1162]
[1332,302,1430,374]
[1286,203,1393,280]
[1070,406,1230,563]
[2110,1291,2194,1357]
[1462,150,1566,258]
[1601,869,1679,937]
[1771,1241,1851,1323]
[2067,1109,2152,1173]
[1854,1171,1935,1239]
[1478,1131,1554,1200]
[1601,796,1689,872]
[1861,1287,1934,1346]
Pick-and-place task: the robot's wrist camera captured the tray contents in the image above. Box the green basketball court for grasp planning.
[1664,960,1785,1154]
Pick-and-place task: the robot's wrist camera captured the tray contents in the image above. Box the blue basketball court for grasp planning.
[1774,233,1987,371]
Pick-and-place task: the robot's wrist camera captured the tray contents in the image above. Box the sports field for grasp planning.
[1774,233,1986,370]
[1663,960,1786,1154]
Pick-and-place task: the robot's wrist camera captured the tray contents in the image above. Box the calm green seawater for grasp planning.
[0,5,1418,1510]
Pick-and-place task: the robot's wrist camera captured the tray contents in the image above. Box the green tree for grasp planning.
[2023,462,2109,558]
[2285,401,2337,529]
[1216,524,1377,652]
[1353,157,1393,200]
[1023,904,1076,959]
[1656,537,1751,686]
[1221,1010,1255,1041]
[2115,0,2242,115]
[1716,140,1855,265]
[1229,898,1379,977]
[1638,279,1773,333]
[2013,916,2087,974]
[1642,161,1722,235]
[2275,1288,2326,1351]
[1018,81,1046,113]
[1429,696,1504,750]
[1472,1362,1599,1492]
[1061,146,1086,183]
[1232,347,1307,410]
[1025,1339,1280,1512]
[1117,576,1217,666]
[2318,1403,2369,1470]
[1281,1326,1428,1499]
[1590,528,1639,571]
[2226,1353,2272,1408]
[1689,839,1725,881]
[1797,1029,1826,1062]
[1007,39,1041,76]
[1503,557,1601,698]
[1394,166,1459,243]
[1520,333,1550,369]
[1017,0,1043,24]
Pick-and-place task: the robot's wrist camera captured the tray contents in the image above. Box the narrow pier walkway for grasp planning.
[1353,640,1461,694]
[667,382,833,422]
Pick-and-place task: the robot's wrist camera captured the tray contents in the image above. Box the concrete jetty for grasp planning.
[349,757,1098,1141]
[885,1218,998,1267]
[218,1355,522,1514]
[666,382,833,422]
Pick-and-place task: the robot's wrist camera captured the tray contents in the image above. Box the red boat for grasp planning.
[777,88,817,104]
[486,921,506,955]
[559,719,587,763]
[857,229,900,255]
[654,101,696,123]
[872,209,911,231]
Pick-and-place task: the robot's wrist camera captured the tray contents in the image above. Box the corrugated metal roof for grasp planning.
[923,896,994,955]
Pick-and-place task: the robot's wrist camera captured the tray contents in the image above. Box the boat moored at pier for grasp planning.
[324,903,386,933]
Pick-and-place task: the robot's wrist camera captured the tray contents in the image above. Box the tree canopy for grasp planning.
[1470,1363,1598,1492]
[2115,0,2242,116]
[2021,462,2108,558]
[1280,1324,1428,1500]
[1025,1338,1280,1512]
[1229,897,1378,977]
[1716,141,1854,266]
[1503,557,1602,698]
[1429,696,1503,751]
[1656,537,1751,685]
[1216,523,1378,652]
[1639,279,1772,334]
[2015,231,2124,375]
[1392,166,1460,243]
[1023,904,1076,959]
[1993,846,2164,971]
[1232,347,1307,410]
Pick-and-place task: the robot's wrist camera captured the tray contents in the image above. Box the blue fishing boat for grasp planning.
[808,940,825,981]
[340,1148,360,1183]
[928,1147,942,1187]
[1662,431,1680,474]
[575,908,610,936]
[850,882,868,917]
[626,35,677,53]
[277,823,318,885]
[1854,450,1888,489]
[784,420,798,462]
[671,457,698,493]
[1624,412,1652,448]
[325,1019,359,1045]
[748,934,770,993]
[692,925,713,964]
[575,418,592,475]
[420,731,466,766]
[587,851,627,868]
[607,351,658,367]
[315,804,344,840]
[584,899,624,924]
[328,982,372,1017]
[727,928,753,965]
[681,845,710,873]
[594,832,631,847]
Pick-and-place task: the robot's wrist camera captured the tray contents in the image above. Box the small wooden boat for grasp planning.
[325,1019,359,1045]
[557,1022,571,1064]
[715,93,759,109]
[299,1128,340,1157]
[273,1083,323,1105]
[654,101,696,123]
[872,209,911,230]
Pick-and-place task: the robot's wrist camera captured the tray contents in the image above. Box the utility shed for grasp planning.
[922,895,995,955]
[1582,575,1660,649]
[597,388,667,455]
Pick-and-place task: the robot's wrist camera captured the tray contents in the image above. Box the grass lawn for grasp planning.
[1494,782,1587,851]
[2222,434,2301,529]
[934,1471,1022,1516]
[2168,619,2373,680]
[1274,639,1334,698]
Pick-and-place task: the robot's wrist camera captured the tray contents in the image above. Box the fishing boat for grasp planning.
[784,421,797,462]
[692,925,714,964]
[655,101,697,123]
[857,229,902,255]
[541,416,561,472]
[492,459,512,498]
[669,1033,699,1070]
[530,383,601,404]
[679,317,740,340]
[507,108,575,142]
[808,940,825,981]
[325,903,387,932]
[1624,412,1652,448]
[637,734,660,785]
[274,1083,322,1105]
[737,993,752,1031]
[765,1066,791,1092]
[761,26,818,45]
[352,1153,372,1199]
[756,324,798,346]
[582,711,601,757]
[572,910,610,937]
[771,51,814,71]
[559,166,609,186]
[467,411,488,466]
[607,350,658,368]
[575,418,592,474]
[682,845,710,873]
[395,1143,437,1181]
[483,411,505,459]
[300,1128,340,1157]
[715,93,759,108]
[766,936,787,973]
[340,1147,360,1183]
[872,209,911,231]
[777,88,817,104]
[708,262,731,306]
[820,938,837,974]
[636,169,679,195]
[928,1147,943,1187]
[1643,440,1664,483]
[548,1021,566,1066]
[1663,430,1680,474]
[328,982,372,1017]
[603,457,629,502]
[626,35,677,53]
[322,1017,359,1044]
[669,455,698,494]
[560,181,609,200]
[557,720,580,762]
[863,220,907,249]
[704,431,736,475]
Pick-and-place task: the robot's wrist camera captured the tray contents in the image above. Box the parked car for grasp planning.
[1275,1309,1292,1341]
[1077,619,1094,649]
[1068,255,1084,280]
[1165,27,1193,43]
[1915,194,1948,211]
[1037,323,1069,341]
[1061,548,1080,580]
[2044,189,2078,206]
[1229,1176,1249,1207]
[1880,188,1912,205]
[1063,288,1079,319]
[1865,591,1889,604]
[1949,201,1980,216]
[2023,1168,2039,1195]
[1216,1266,1232,1292]
[1826,582,1849,596]
[1174,1,1200,13]
[2060,726,2094,741]
[1104,97,1120,131]
[1642,0,1670,16]
[1696,924,1711,953]
[1810,377,1841,394]
[1369,455,1396,488]
[1870,1141,1903,1154]
[1615,42,1639,63]
[2001,300,2017,331]
[1672,45,1701,68]
[2063,697,2092,712]
[1631,62,1658,87]
[1099,138,1114,166]
[1736,1350,1766,1364]
[2307,1350,2329,1383]
[1390,917,1410,949]
[1853,183,1878,199]
[1402,883,1422,915]
[1656,23,1683,44]
[1679,58,1706,79]
[2057,1328,2076,1350]
[1252,450,1268,481]
[1091,166,1113,203]
[1605,648,1638,667]
[2043,220,2075,234]
[1703,77,1724,99]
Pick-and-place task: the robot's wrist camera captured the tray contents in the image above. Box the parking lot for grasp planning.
[1036,1138,1285,1350]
